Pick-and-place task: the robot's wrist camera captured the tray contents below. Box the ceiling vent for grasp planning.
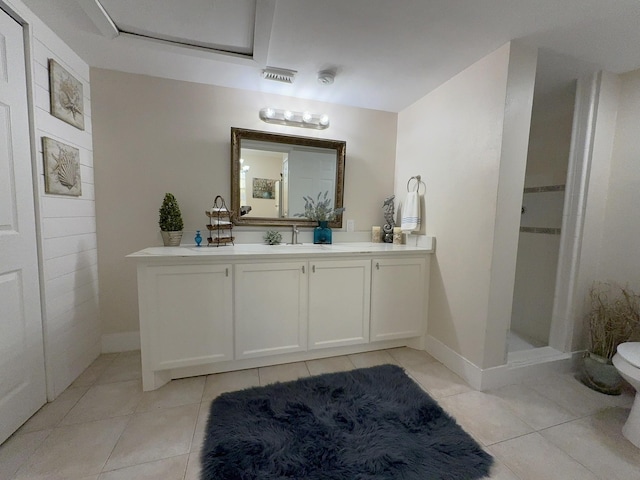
[262,67,297,84]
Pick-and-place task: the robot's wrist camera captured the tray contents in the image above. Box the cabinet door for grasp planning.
[308,259,371,349]
[235,262,307,358]
[370,257,428,341]
[144,264,233,370]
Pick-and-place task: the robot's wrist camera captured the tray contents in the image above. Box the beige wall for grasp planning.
[561,72,621,352]
[395,43,536,368]
[91,69,397,337]
[483,43,537,368]
[90,56,637,364]
[597,69,640,289]
[524,83,576,187]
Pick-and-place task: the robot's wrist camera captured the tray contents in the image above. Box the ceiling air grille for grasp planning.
[261,67,297,84]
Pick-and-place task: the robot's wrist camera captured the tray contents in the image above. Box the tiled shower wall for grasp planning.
[511,186,565,345]
[509,75,576,348]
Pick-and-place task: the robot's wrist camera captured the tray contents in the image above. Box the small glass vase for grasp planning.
[314,221,332,244]
[194,230,202,247]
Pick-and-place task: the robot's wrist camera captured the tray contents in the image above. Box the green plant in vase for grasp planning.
[294,191,345,244]
[158,192,184,246]
[264,230,282,245]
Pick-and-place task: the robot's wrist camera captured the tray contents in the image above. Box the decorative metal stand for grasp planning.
[206,195,234,246]
[382,195,395,243]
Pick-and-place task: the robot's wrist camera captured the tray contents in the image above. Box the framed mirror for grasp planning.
[231,128,346,227]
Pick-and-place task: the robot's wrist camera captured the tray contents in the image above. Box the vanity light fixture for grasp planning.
[259,107,330,130]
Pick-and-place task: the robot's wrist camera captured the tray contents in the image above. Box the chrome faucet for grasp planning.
[289,224,301,245]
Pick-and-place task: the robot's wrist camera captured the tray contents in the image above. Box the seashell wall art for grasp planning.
[42,137,82,196]
[48,59,84,130]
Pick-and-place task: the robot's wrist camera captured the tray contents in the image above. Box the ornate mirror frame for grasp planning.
[230,128,346,227]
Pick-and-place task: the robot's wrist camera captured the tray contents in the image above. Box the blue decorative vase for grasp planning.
[195,230,202,247]
[313,221,332,244]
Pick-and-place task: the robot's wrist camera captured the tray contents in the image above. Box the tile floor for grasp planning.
[1,348,638,480]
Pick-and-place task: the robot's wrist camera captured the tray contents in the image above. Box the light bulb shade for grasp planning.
[259,107,330,130]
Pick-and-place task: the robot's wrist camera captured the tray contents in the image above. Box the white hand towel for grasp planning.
[209,219,232,226]
[401,191,421,233]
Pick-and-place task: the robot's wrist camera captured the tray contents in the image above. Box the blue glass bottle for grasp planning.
[313,221,332,244]
[195,230,202,247]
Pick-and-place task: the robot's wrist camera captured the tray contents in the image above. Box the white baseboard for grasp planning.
[424,335,483,389]
[480,351,577,391]
[424,334,582,391]
[101,331,141,353]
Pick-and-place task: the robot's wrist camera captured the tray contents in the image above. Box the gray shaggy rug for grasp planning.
[201,364,492,479]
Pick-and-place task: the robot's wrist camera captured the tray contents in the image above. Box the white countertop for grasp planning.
[128,239,435,260]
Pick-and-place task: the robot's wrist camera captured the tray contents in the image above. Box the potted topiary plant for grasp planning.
[158,193,184,246]
[581,282,640,394]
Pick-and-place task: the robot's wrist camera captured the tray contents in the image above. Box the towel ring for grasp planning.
[407,175,425,194]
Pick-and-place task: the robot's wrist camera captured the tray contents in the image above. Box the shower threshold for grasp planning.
[507,346,571,367]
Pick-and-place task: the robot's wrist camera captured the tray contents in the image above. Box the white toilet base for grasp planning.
[622,392,640,448]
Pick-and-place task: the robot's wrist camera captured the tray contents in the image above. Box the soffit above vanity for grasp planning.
[97,0,257,56]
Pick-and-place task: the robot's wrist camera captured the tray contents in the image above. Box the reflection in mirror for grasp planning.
[231,128,346,227]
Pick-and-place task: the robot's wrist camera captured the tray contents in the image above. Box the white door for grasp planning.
[0,9,47,444]
[287,149,336,217]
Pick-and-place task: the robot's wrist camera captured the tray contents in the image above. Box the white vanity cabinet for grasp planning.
[129,241,434,391]
[138,263,233,376]
[234,261,308,359]
[370,256,429,341]
[308,259,371,349]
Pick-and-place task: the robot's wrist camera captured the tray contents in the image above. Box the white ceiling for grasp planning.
[19,0,640,112]
[98,0,257,54]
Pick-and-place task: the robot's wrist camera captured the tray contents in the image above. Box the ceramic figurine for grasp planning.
[382,195,395,243]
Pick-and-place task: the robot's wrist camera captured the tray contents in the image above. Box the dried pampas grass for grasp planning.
[587,282,640,360]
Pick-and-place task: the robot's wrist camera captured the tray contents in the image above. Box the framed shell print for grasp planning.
[42,137,82,196]
[48,59,85,130]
